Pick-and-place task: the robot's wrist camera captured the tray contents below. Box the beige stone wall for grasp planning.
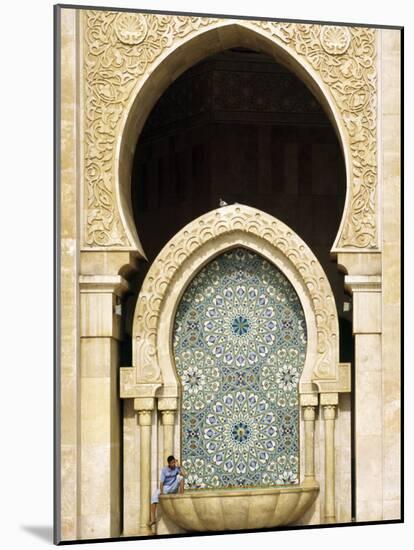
[59,8,80,541]
[340,28,401,523]
[380,29,401,521]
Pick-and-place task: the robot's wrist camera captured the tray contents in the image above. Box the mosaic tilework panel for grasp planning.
[173,247,307,489]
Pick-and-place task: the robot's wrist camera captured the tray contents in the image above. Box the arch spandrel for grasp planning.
[120,204,349,401]
[81,10,377,254]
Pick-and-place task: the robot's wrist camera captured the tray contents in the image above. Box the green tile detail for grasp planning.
[173,247,307,489]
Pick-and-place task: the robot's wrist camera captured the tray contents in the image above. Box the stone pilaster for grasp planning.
[59,6,80,542]
[321,393,338,523]
[79,273,129,539]
[345,275,382,521]
[380,28,401,521]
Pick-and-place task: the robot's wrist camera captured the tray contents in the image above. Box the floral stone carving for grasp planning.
[320,25,351,55]
[83,11,376,249]
[249,21,377,248]
[114,13,148,45]
[82,11,218,247]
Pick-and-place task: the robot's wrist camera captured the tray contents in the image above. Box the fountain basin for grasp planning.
[159,481,319,532]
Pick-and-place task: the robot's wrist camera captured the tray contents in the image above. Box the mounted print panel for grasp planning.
[55,3,402,544]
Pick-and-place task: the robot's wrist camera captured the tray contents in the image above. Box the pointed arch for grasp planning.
[114,21,352,257]
[120,204,349,401]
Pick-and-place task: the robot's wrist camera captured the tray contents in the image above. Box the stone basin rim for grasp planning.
[160,481,319,500]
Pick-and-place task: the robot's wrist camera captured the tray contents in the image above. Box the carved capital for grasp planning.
[300,393,319,407]
[158,397,178,411]
[161,410,175,426]
[323,404,337,421]
[313,363,351,394]
[137,409,153,426]
[119,367,162,399]
[320,392,339,407]
[134,397,155,412]
[303,406,317,422]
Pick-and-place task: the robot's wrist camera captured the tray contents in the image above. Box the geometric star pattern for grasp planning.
[173,247,307,489]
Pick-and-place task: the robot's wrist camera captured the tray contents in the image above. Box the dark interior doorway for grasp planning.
[121,47,352,368]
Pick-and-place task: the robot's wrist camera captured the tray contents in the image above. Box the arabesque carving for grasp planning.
[129,205,339,392]
[82,10,377,249]
[82,10,218,247]
[248,21,377,248]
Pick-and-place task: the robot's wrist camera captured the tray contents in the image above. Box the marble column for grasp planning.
[161,411,175,462]
[321,393,338,524]
[158,398,178,463]
[300,393,318,484]
[135,397,155,536]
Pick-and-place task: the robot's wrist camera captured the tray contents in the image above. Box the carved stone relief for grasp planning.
[82,11,218,247]
[249,22,377,248]
[82,10,377,250]
[120,204,340,399]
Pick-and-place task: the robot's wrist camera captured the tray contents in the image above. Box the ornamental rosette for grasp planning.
[320,25,351,55]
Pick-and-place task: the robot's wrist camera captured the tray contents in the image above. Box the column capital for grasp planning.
[134,397,155,412]
[137,410,152,426]
[300,393,319,407]
[344,275,381,294]
[321,392,338,421]
[80,250,140,277]
[344,277,382,334]
[161,410,175,426]
[120,368,162,399]
[336,252,381,277]
[79,274,130,297]
[303,406,317,421]
[323,404,337,421]
[320,392,339,406]
[158,397,178,411]
[80,275,129,338]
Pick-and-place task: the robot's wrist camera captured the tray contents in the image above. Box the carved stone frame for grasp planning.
[120,204,350,399]
[81,11,377,254]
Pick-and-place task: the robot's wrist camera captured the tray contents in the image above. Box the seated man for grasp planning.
[150,455,186,528]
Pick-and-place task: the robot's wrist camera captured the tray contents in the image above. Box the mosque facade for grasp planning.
[56,6,401,542]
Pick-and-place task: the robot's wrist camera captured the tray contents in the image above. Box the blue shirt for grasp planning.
[160,466,181,489]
